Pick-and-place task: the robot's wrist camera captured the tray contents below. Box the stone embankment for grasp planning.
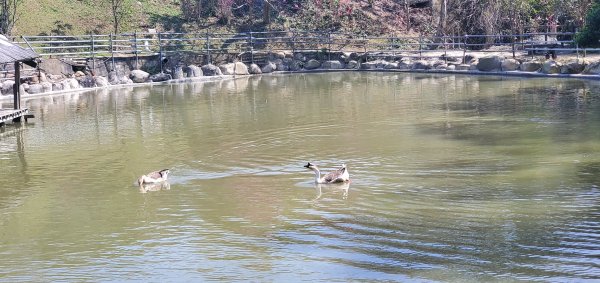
[1,51,599,98]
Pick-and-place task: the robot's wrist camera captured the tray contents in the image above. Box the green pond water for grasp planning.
[1,72,599,282]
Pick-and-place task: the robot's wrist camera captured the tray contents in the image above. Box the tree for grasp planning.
[0,0,19,35]
[110,0,133,34]
[575,1,600,47]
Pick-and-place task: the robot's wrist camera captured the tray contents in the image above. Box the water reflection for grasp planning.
[139,182,171,193]
[0,73,599,282]
[313,182,350,201]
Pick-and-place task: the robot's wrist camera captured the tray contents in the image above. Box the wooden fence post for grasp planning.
[13,62,20,110]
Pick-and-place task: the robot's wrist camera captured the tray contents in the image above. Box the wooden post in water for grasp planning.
[13,61,20,111]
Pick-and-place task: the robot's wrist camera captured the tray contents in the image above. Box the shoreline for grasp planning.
[1,68,599,104]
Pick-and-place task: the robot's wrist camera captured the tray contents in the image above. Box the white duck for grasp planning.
[304,162,350,184]
[137,169,170,186]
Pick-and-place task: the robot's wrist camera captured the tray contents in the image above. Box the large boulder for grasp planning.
[1,80,14,95]
[52,82,64,92]
[172,66,185,79]
[476,56,503,71]
[41,82,53,92]
[289,60,304,71]
[77,76,96,88]
[149,73,171,82]
[232,62,249,75]
[560,59,587,74]
[412,60,431,70]
[249,63,262,74]
[360,61,378,70]
[346,60,359,69]
[501,59,520,71]
[583,61,600,74]
[542,60,561,74]
[384,62,399,69]
[95,76,110,87]
[520,61,542,72]
[261,62,276,73]
[130,70,150,83]
[305,59,321,70]
[201,64,222,76]
[322,60,343,69]
[185,65,203,77]
[27,83,44,94]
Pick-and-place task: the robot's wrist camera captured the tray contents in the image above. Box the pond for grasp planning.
[1,72,599,281]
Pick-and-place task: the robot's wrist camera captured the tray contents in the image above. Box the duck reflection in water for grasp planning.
[139,181,171,193]
[313,182,350,200]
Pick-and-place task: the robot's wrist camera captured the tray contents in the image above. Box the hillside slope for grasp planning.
[12,0,431,36]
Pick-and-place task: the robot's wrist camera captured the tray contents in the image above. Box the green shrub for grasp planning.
[576,2,600,47]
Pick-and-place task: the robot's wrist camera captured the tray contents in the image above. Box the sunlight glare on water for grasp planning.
[0,72,599,281]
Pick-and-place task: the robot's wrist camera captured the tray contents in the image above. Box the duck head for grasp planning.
[159,169,170,178]
[304,162,316,169]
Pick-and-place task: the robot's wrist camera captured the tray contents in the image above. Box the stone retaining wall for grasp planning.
[2,51,599,97]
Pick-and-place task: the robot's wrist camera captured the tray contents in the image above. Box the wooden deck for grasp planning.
[0,108,30,124]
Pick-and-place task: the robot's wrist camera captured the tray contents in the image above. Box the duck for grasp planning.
[137,169,170,185]
[304,162,350,184]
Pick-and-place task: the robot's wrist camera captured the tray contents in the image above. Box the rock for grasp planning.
[77,76,96,88]
[130,70,150,83]
[294,53,306,61]
[74,71,86,77]
[39,72,48,83]
[583,61,600,74]
[477,55,503,71]
[274,59,288,71]
[412,60,431,70]
[119,76,133,84]
[399,59,411,70]
[261,62,276,73]
[289,60,304,71]
[233,62,249,75]
[52,82,64,92]
[41,82,53,92]
[95,76,109,87]
[172,66,184,79]
[501,59,520,71]
[61,80,71,90]
[149,72,171,82]
[520,61,543,72]
[384,62,399,69]
[27,83,44,94]
[108,71,119,85]
[456,64,471,71]
[360,61,378,70]
[68,78,81,89]
[201,64,222,76]
[305,59,321,70]
[219,62,249,75]
[185,65,203,77]
[560,59,587,74]
[346,60,359,69]
[447,65,456,70]
[542,60,561,74]
[1,80,14,95]
[249,63,262,74]
[322,60,343,69]
[435,64,448,70]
